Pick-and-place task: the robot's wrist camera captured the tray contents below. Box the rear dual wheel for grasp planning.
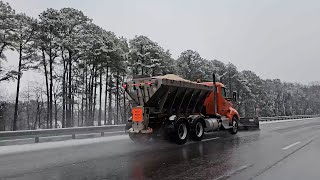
[172,120,189,145]
[172,119,205,144]
[190,119,205,141]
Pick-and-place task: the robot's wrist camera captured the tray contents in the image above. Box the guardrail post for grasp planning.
[35,137,39,143]
[101,132,104,137]
[72,134,76,139]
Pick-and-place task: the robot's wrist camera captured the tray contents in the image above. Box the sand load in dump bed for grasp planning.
[125,74,213,116]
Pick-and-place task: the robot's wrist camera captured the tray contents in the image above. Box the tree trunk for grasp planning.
[87,65,92,126]
[282,93,286,116]
[54,98,58,128]
[49,46,53,129]
[62,50,66,128]
[66,51,72,127]
[81,67,85,126]
[39,96,44,129]
[77,101,80,127]
[104,66,109,125]
[71,94,74,127]
[85,66,88,126]
[89,65,95,125]
[119,96,123,123]
[34,99,40,130]
[98,67,102,126]
[26,85,30,129]
[116,71,119,124]
[39,49,50,129]
[108,74,113,125]
[123,74,127,124]
[140,45,144,75]
[93,68,97,125]
[0,103,6,131]
[13,43,23,131]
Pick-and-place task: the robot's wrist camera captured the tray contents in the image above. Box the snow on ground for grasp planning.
[0,134,128,156]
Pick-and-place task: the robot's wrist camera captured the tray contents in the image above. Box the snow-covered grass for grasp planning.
[0,134,128,156]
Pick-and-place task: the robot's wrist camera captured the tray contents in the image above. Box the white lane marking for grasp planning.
[187,137,220,145]
[260,118,317,124]
[282,141,301,150]
[214,164,253,180]
[202,137,220,142]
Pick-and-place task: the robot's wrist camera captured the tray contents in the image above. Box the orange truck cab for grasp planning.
[201,82,240,123]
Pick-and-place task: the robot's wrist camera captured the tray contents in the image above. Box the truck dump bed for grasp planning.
[125,74,212,116]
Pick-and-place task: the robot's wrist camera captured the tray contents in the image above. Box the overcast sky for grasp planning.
[2,0,320,96]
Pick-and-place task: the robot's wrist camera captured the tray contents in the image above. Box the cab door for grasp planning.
[218,86,230,116]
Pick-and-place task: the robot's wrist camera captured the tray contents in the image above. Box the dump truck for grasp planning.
[123,74,259,144]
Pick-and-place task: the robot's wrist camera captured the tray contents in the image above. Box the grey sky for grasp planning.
[2,0,320,95]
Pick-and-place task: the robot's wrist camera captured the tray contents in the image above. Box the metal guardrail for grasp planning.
[0,115,318,146]
[259,115,319,121]
[0,125,126,143]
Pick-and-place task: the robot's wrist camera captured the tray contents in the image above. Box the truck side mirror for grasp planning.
[232,91,237,102]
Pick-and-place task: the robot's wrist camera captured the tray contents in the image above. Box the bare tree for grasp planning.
[12,13,37,131]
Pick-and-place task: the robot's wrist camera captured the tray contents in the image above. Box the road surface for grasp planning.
[0,118,320,180]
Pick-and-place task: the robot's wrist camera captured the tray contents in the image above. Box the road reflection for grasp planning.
[126,132,255,180]
[13,130,262,180]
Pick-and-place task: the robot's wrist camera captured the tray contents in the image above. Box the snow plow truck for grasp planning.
[123,74,259,145]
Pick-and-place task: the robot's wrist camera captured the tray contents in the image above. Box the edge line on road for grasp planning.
[282,141,301,150]
[201,137,220,142]
[251,136,316,179]
[214,164,253,180]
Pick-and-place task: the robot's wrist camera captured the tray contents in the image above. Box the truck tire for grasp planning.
[190,119,205,141]
[228,117,239,134]
[172,120,189,145]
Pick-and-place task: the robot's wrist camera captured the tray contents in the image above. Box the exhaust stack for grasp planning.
[212,74,218,114]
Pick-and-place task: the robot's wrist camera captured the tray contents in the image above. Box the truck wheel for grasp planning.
[191,119,204,141]
[129,133,151,143]
[173,120,189,145]
[228,117,238,134]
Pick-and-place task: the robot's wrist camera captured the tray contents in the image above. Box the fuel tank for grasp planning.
[204,118,221,132]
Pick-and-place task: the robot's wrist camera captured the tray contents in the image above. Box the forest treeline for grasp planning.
[0,1,319,131]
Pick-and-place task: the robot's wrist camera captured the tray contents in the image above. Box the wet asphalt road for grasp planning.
[1,118,320,180]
